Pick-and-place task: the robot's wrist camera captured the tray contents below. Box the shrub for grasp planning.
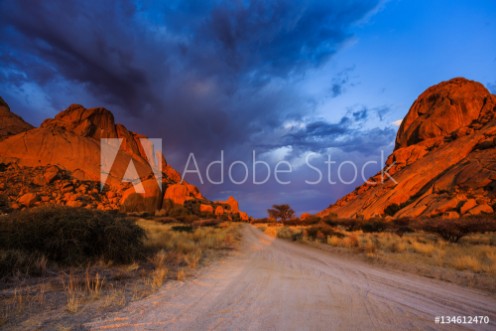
[0,250,47,278]
[0,206,146,266]
[360,220,388,233]
[120,193,159,214]
[391,218,414,236]
[324,218,361,231]
[305,223,344,242]
[283,216,320,226]
[418,216,496,243]
[164,201,199,223]
[276,226,294,240]
[384,203,401,216]
[154,216,178,224]
[192,219,221,227]
[0,194,10,213]
[171,225,194,232]
[251,218,270,224]
[184,200,201,214]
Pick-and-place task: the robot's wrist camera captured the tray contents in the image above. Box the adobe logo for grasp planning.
[100,138,163,192]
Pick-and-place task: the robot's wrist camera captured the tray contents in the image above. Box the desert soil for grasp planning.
[87,225,496,331]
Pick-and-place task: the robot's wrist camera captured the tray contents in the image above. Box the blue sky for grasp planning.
[1,0,495,217]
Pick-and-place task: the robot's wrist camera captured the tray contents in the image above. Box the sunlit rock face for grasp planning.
[320,78,496,219]
[0,101,247,219]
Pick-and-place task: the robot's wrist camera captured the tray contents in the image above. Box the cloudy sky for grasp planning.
[1,0,495,217]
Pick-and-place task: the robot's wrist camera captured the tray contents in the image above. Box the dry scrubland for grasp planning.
[0,206,240,330]
[255,216,496,292]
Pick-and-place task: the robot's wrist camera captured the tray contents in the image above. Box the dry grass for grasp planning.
[62,273,80,313]
[452,255,482,272]
[261,225,279,238]
[177,269,186,281]
[101,285,126,309]
[264,221,496,286]
[0,218,240,329]
[150,250,169,289]
[327,236,341,247]
[343,234,359,248]
[411,241,435,256]
[85,268,104,299]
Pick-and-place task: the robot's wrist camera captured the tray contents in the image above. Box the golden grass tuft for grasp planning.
[101,285,127,309]
[342,234,359,248]
[411,241,435,256]
[263,226,278,238]
[63,273,80,313]
[327,236,342,247]
[177,269,186,281]
[85,268,104,299]
[452,255,482,272]
[152,266,168,288]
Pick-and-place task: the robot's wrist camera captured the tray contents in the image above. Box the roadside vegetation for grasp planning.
[255,206,496,291]
[0,206,240,330]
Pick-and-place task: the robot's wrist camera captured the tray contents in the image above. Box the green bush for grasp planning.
[0,206,146,266]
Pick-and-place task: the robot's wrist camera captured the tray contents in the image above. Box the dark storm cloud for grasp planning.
[0,1,157,112]
[0,0,383,215]
[0,0,380,124]
[281,109,395,155]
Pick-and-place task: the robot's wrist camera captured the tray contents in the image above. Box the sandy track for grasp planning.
[87,225,496,330]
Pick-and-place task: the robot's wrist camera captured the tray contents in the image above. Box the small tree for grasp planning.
[267,204,295,222]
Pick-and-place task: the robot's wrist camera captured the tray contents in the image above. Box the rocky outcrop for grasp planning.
[0,100,248,219]
[164,183,203,205]
[0,96,33,141]
[320,78,496,219]
[215,196,249,221]
[395,78,494,148]
[0,164,117,210]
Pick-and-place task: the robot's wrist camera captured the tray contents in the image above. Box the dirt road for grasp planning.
[87,225,496,330]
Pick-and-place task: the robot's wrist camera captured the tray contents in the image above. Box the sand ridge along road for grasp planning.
[87,224,496,331]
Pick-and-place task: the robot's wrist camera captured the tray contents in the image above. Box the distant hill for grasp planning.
[320,78,496,219]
